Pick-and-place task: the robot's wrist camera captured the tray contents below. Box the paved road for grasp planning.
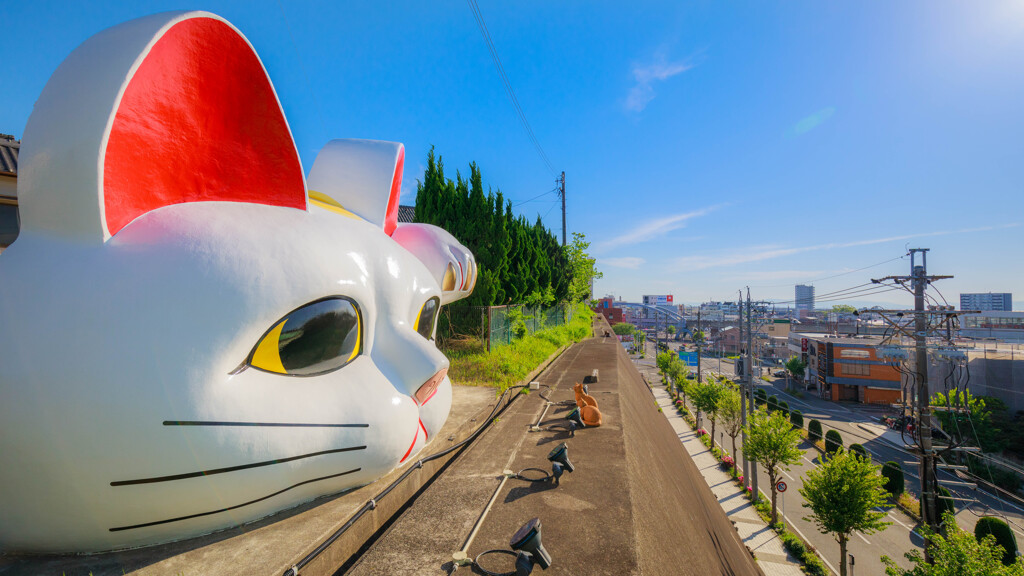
[695,355,1024,556]
[634,342,917,575]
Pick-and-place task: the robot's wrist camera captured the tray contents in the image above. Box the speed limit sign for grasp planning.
[776,481,787,493]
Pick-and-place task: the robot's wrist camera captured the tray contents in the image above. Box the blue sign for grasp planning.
[678,351,700,367]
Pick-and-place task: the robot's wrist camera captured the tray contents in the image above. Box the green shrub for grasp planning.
[778,400,790,417]
[808,419,823,441]
[882,461,904,499]
[824,429,842,455]
[936,486,956,519]
[767,395,779,412]
[790,409,803,428]
[974,516,1019,565]
[755,389,767,405]
[849,443,868,460]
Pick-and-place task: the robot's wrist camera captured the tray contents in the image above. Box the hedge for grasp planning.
[790,409,803,429]
[882,461,904,499]
[849,443,868,460]
[824,429,842,456]
[808,419,823,441]
[937,486,956,518]
[975,516,1019,565]
[779,400,790,417]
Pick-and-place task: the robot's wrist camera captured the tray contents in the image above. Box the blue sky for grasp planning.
[3,1,1023,307]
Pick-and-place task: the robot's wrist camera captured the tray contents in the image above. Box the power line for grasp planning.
[512,186,559,207]
[748,253,909,289]
[466,0,556,176]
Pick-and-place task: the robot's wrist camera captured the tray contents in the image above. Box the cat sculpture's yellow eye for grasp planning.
[247,297,362,376]
[414,297,440,340]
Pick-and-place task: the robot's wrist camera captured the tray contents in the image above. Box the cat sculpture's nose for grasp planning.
[415,368,448,405]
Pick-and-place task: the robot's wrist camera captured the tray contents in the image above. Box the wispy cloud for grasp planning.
[594,205,720,252]
[602,257,646,269]
[723,269,833,282]
[674,224,1018,271]
[625,57,693,112]
[788,107,836,136]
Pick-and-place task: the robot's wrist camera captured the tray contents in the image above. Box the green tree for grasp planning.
[932,389,1005,453]
[831,305,857,315]
[785,356,807,389]
[718,387,744,464]
[883,512,1024,576]
[691,380,725,444]
[801,448,891,576]
[612,322,635,336]
[565,231,601,303]
[745,408,803,524]
[667,325,676,335]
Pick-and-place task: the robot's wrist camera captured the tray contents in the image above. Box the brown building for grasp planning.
[789,333,902,405]
[593,297,624,324]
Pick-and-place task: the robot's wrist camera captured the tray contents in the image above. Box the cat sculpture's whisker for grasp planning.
[111,445,367,486]
[162,421,370,428]
[108,467,362,532]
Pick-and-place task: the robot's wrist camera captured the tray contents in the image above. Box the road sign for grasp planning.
[776,481,787,493]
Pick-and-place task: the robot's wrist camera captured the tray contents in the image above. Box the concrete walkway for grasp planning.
[649,384,806,576]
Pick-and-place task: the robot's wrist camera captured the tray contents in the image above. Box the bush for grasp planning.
[808,419,823,441]
[882,461,905,498]
[937,486,956,518]
[767,395,779,412]
[849,443,868,460]
[790,409,803,428]
[755,389,767,405]
[975,516,1019,565]
[779,400,790,417]
[824,429,843,455]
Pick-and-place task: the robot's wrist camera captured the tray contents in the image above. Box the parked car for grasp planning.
[772,370,787,378]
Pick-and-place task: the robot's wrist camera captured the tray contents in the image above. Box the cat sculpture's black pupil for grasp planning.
[279,298,359,375]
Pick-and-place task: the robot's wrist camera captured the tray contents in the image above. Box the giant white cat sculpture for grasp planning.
[0,11,475,553]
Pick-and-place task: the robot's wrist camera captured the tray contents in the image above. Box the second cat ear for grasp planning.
[391,223,475,305]
[307,139,404,235]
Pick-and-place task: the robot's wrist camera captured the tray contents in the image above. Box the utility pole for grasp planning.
[696,309,703,383]
[739,290,750,490]
[559,171,566,246]
[871,248,955,560]
[747,288,758,499]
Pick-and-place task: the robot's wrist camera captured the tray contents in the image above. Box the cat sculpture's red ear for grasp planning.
[17,11,306,243]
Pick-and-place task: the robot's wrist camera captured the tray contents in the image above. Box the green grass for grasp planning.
[445,304,594,392]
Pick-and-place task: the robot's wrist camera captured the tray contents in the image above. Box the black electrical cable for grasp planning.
[473,549,518,576]
[282,383,527,576]
[515,467,553,483]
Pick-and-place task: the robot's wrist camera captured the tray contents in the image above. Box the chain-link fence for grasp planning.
[437,303,575,352]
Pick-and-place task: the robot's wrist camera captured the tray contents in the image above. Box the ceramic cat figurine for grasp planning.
[573,383,603,426]
[0,11,474,553]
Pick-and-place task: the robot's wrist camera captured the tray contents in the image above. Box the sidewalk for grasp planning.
[649,384,805,576]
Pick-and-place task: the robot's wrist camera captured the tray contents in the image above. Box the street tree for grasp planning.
[745,408,803,524]
[882,512,1024,576]
[667,325,676,335]
[691,380,724,443]
[801,448,891,576]
[718,387,744,463]
[785,356,806,389]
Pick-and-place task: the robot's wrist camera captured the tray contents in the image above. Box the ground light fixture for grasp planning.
[546,442,574,484]
[566,407,585,431]
[510,517,552,573]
